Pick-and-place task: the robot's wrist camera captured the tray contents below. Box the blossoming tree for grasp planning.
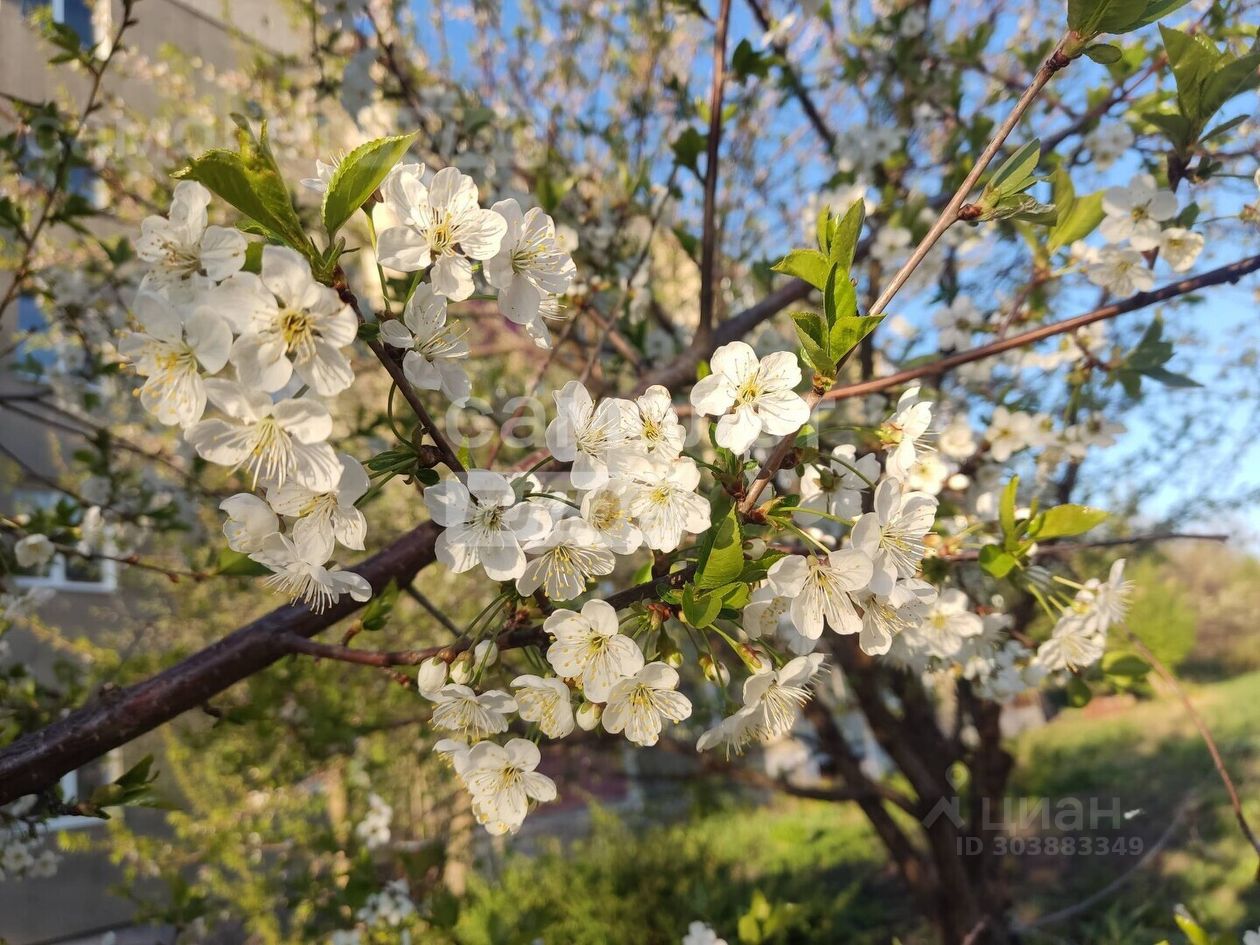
[2,0,1260,942]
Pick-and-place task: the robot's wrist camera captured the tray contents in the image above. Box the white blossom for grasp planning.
[373,164,508,300]
[266,453,369,552]
[136,180,245,296]
[118,293,232,427]
[545,380,638,490]
[512,674,575,738]
[690,341,810,454]
[429,685,517,739]
[602,662,693,746]
[1100,175,1177,250]
[516,518,615,601]
[767,551,873,640]
[250,532,371,613]
[227,247,358,397]
[425,471,552,581]
[544,599,644,702]
[484,198,576,325]
[186,381,341,490]
[378,283,471,405]
[625,457,712,552]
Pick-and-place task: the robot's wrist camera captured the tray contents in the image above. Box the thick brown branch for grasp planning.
[0,523,442,805]
[820,254,1260,403]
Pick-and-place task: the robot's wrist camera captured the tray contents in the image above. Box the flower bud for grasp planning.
[416,657,448,696]
[743,538,766,560]
[575,702,602,731]
[656,633,684,668]
[473,639,499,669]
[698,654,730,686]
[737,644,770,674]
[449,652,474,684]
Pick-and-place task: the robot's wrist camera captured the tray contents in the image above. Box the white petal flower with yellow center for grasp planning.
[545,380,639,490]
[135,181,246,297]
[462,738,557,834]
[248,532,371,614]
[373,164,508,301]
[484,198,576,325]
[851,478,937,587]
[226,247,358,397]
[266,453,369,552]
[425,470,552,581]
[118,293,232,428]
[186,380,341,491]
[689,341,810,454]
[920,588,983,659]
[544,598,644,702]
[579,480,644,554]
[630,385,686,459]
[511,674,575,739]
[625,456,711,552]
[517,518,616,601]
[1158,227,1203,273]
[855,578,936,656]
[1100,175,1177,250]
[378,283,471,405]
[428,685,517,739]
[1086,247,1156,296]
[767,550,873,640]
[601,661,693,747]
[1033,614,1105,672]
[879,386,933,480]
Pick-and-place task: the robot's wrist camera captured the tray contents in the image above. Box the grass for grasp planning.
[456,672,1260,944]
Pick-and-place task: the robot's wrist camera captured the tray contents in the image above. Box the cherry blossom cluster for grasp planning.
[1080,173,1203,295]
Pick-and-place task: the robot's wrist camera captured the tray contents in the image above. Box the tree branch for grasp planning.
[738,41,1075,513]
[0,523,442,805]
[697,0,734,342]
[820,254,1260,403]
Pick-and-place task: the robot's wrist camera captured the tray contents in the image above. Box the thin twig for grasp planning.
[739,41,1075,513]
[1019,792,1199,929]
[942,532,1228,562]
[696,0,734,342]
[1120,627,1260,870]
[820,253,1260,403]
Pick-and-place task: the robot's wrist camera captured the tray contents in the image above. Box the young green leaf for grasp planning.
[771,248,831,290]
[322,132,417,237]
[173,119,312,256]
[1031,504,1107,540]
[695,501,744,590]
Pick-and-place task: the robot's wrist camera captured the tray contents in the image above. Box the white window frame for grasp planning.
[12,551,117,594]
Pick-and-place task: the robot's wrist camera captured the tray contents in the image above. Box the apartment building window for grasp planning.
[9,490,118,593]
[21,0,95,44]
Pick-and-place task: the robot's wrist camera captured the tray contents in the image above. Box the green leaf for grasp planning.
[771,248,830,290]
[1065,675,1092,708]
[1130,0,1195,30]
[827,200,866,272]
[1094,0,1147,34]
[671,126,707,175]
[792,310,833,375]
[999,475,1019,544]
[1047,190,1104,251]
[681,585,725,629]
[987,139,1041,199]
[1101,652,1151,679]
[173,119,312,255]
[361,579,399,631]
[828,314,881,363]
[1084,43,1123,63]
[321,132,417,237]
[731,38,774,81]
[1174,911,1212,945]
[979,545,1019,578]
[696,502,744,590]
[1031,504,1108,540]
[1141,365,1200,388]
[215,548,269,577]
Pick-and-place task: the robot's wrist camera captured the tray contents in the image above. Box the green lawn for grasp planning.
[457,672,1260,944]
